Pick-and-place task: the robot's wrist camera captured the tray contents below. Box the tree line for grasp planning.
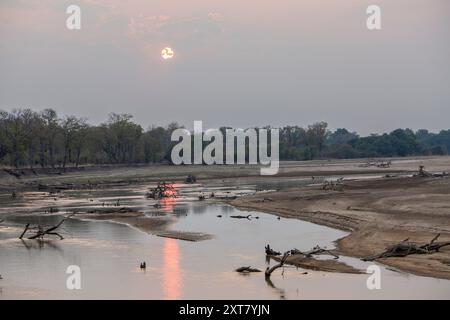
[0,109,449,168]
[0,109,177,168]
[280,124,450,160]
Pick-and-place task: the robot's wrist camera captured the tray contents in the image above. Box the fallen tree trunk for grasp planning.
[363,234,450,261]
[265,252,290,278]
[19,214,74,240]
[230,215,251,220]
[290,245,339,259]
[235,266,261,273]
[19,223,30,239]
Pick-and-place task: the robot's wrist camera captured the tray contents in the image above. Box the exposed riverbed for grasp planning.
[1,177,450,299]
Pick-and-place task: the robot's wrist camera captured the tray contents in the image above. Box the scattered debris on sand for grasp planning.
[238,244,362,278]
[363,234,450,261]
[414,165,449,178]
[359,160,392,168]
[230,172,450,279]
[322,178,344,191]
[185,174,197,183]
[415,165,433,177]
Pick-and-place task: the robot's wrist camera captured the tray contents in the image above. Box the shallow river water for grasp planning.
[0,179,449,299]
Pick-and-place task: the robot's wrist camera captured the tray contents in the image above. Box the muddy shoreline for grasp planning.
[3,156,448,193]
[229,175,450,280]
[2,156,450,279]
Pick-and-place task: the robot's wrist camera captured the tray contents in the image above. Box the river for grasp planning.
[0,178,449,299]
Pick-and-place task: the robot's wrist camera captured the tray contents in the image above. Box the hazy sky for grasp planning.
[1,0,449,134]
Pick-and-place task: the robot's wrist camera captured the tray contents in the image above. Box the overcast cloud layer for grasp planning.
[1,0,449,134]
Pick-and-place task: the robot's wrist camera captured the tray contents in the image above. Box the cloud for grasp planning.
[128,14,171,38]
[208,12,224,22]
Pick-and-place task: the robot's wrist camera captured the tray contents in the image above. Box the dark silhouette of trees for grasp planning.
[0,109,179,168]
[0,108,449,168]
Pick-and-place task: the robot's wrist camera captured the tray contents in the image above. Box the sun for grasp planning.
[161,47,174,60]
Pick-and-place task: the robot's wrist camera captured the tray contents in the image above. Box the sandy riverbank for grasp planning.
[230,174,450,279]
[2,156,449,192]
[2,155,450,277]
[74,210,213,241]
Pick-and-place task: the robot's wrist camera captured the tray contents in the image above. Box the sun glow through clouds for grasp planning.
[161,47,174,60]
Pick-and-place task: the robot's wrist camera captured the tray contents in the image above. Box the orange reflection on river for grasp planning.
[161,183,178,213]
[162,238,182,299]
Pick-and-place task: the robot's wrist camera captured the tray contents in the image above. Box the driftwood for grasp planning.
[363,234,450,261]
[413,165,449,178]
[146,181,176,199]
[377,160,391,168]
[322,178,343,190]
[235,266,261,273]
[265,244,281,256]
[230,214,251,220]
[19,214,74,240]
[290,245,339,259]
[360,160,391,168]
[266,244,338,259]
[265,252,290,278]
[415,165,433,177]
[19,223,30,239]
[214,195,237,200]
[432,172,449,177]
[185,175,197,183]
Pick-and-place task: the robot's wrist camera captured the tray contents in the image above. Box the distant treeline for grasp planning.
[0,109,449,168]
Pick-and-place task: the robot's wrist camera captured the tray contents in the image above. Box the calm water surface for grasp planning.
[0,180,449,299]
